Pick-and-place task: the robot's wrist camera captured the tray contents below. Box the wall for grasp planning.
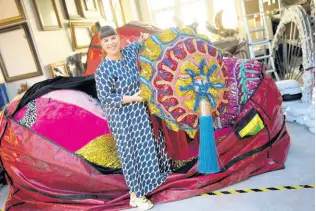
[121,0,139,23]
[131,0,237,33]
[101,0,116,26]
[245,0,280,14]
[1,0,89,100]
[134,0,154,24]
[2,0,280,99]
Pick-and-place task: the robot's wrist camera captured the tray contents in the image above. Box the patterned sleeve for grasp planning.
[124,40,142,54]
[95,63,123,108]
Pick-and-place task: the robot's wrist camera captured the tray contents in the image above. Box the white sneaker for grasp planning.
[130,196,154,210]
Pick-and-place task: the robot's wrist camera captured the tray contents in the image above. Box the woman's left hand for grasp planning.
[139,32,149,44]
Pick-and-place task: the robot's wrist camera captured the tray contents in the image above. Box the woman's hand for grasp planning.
[122,91,143,104]
[139,32,149,44]
[132,91,143,102]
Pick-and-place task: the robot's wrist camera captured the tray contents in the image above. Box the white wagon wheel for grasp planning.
[272,5,314,102]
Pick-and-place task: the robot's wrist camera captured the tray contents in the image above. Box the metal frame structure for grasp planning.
[241,0,280,80]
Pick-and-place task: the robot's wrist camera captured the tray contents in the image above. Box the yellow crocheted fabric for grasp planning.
[239,114,264,138]
[76,134,121,169]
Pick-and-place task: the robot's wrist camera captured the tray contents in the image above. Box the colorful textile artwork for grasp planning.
[221,58,262,126]
[139,27,229,138]
[11,89,200,171]
[0,23,291,211]
[13,90,121,168]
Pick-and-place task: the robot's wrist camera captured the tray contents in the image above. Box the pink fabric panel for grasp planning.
[41,90,106,120]
[14,98,111,152]
[14,106,26,122]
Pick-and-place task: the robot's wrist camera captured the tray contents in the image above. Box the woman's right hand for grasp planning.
[132,91,143,102]
[122,91,143,104]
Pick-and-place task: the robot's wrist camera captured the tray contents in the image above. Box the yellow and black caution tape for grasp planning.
[201,184,315,196]
[0,185,313,210]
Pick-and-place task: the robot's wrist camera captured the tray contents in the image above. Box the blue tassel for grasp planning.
[198,115,220,174]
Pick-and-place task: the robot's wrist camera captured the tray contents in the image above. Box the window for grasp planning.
[148,0,207,32]
[212,0,237,29]
[147,0,238,40]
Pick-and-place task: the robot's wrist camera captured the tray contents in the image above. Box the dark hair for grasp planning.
[99,25,117,40]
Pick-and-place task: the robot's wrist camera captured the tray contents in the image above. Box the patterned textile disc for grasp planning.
[139,27,229,138]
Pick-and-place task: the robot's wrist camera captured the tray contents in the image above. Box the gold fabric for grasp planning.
[76,134,199,172]
[76,134,121,169]
[172,157,197,170]
[185,130,197,139]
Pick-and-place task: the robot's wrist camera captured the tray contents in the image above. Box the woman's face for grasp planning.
[101,35,120,56]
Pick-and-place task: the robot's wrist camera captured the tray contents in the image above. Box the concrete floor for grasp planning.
[131,122,315,211]
[0,122,314,211]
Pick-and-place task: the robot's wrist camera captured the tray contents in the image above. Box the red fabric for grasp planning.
[150,114,192,160]
[0,73,290,210]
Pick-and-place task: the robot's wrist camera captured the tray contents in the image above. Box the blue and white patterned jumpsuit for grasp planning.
[95,41,171,197]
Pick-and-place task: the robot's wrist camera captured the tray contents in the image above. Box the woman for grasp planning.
[95,26,171,210]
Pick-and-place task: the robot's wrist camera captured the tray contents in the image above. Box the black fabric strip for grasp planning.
[90,45,102,49]
[265,123,271,147]
[0,169,5,181]
[0,119,8,147]
[173,158,198,174]
[233,108,261,140]
[303,185,314,188]
[0,158,12,186]
[222,118,285,171]
[20,184,114,200]
[86,160,122,174]
[267,131,286,166]
[250,98,271,120]
[251,188,263,192]
[6,202,25,211]
[12,76,97,117]
[233,108,258,132]
[12,188,20,197]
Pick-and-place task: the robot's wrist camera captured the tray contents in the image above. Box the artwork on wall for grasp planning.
[17,82,29,94]
[0,23,42,82]
[99,0,116,27]
[110,0,125,27]
[66,52,88,76]
[70,21,96,51]
[49,61,69,78]
[0,0,25,27]
[33,0,62,30]
[77,0,103,19]
[62,0,84,20]
[83,0,98,11]
[97,0,106,18]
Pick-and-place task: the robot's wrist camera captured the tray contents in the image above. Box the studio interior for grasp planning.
[0,0,314,210]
